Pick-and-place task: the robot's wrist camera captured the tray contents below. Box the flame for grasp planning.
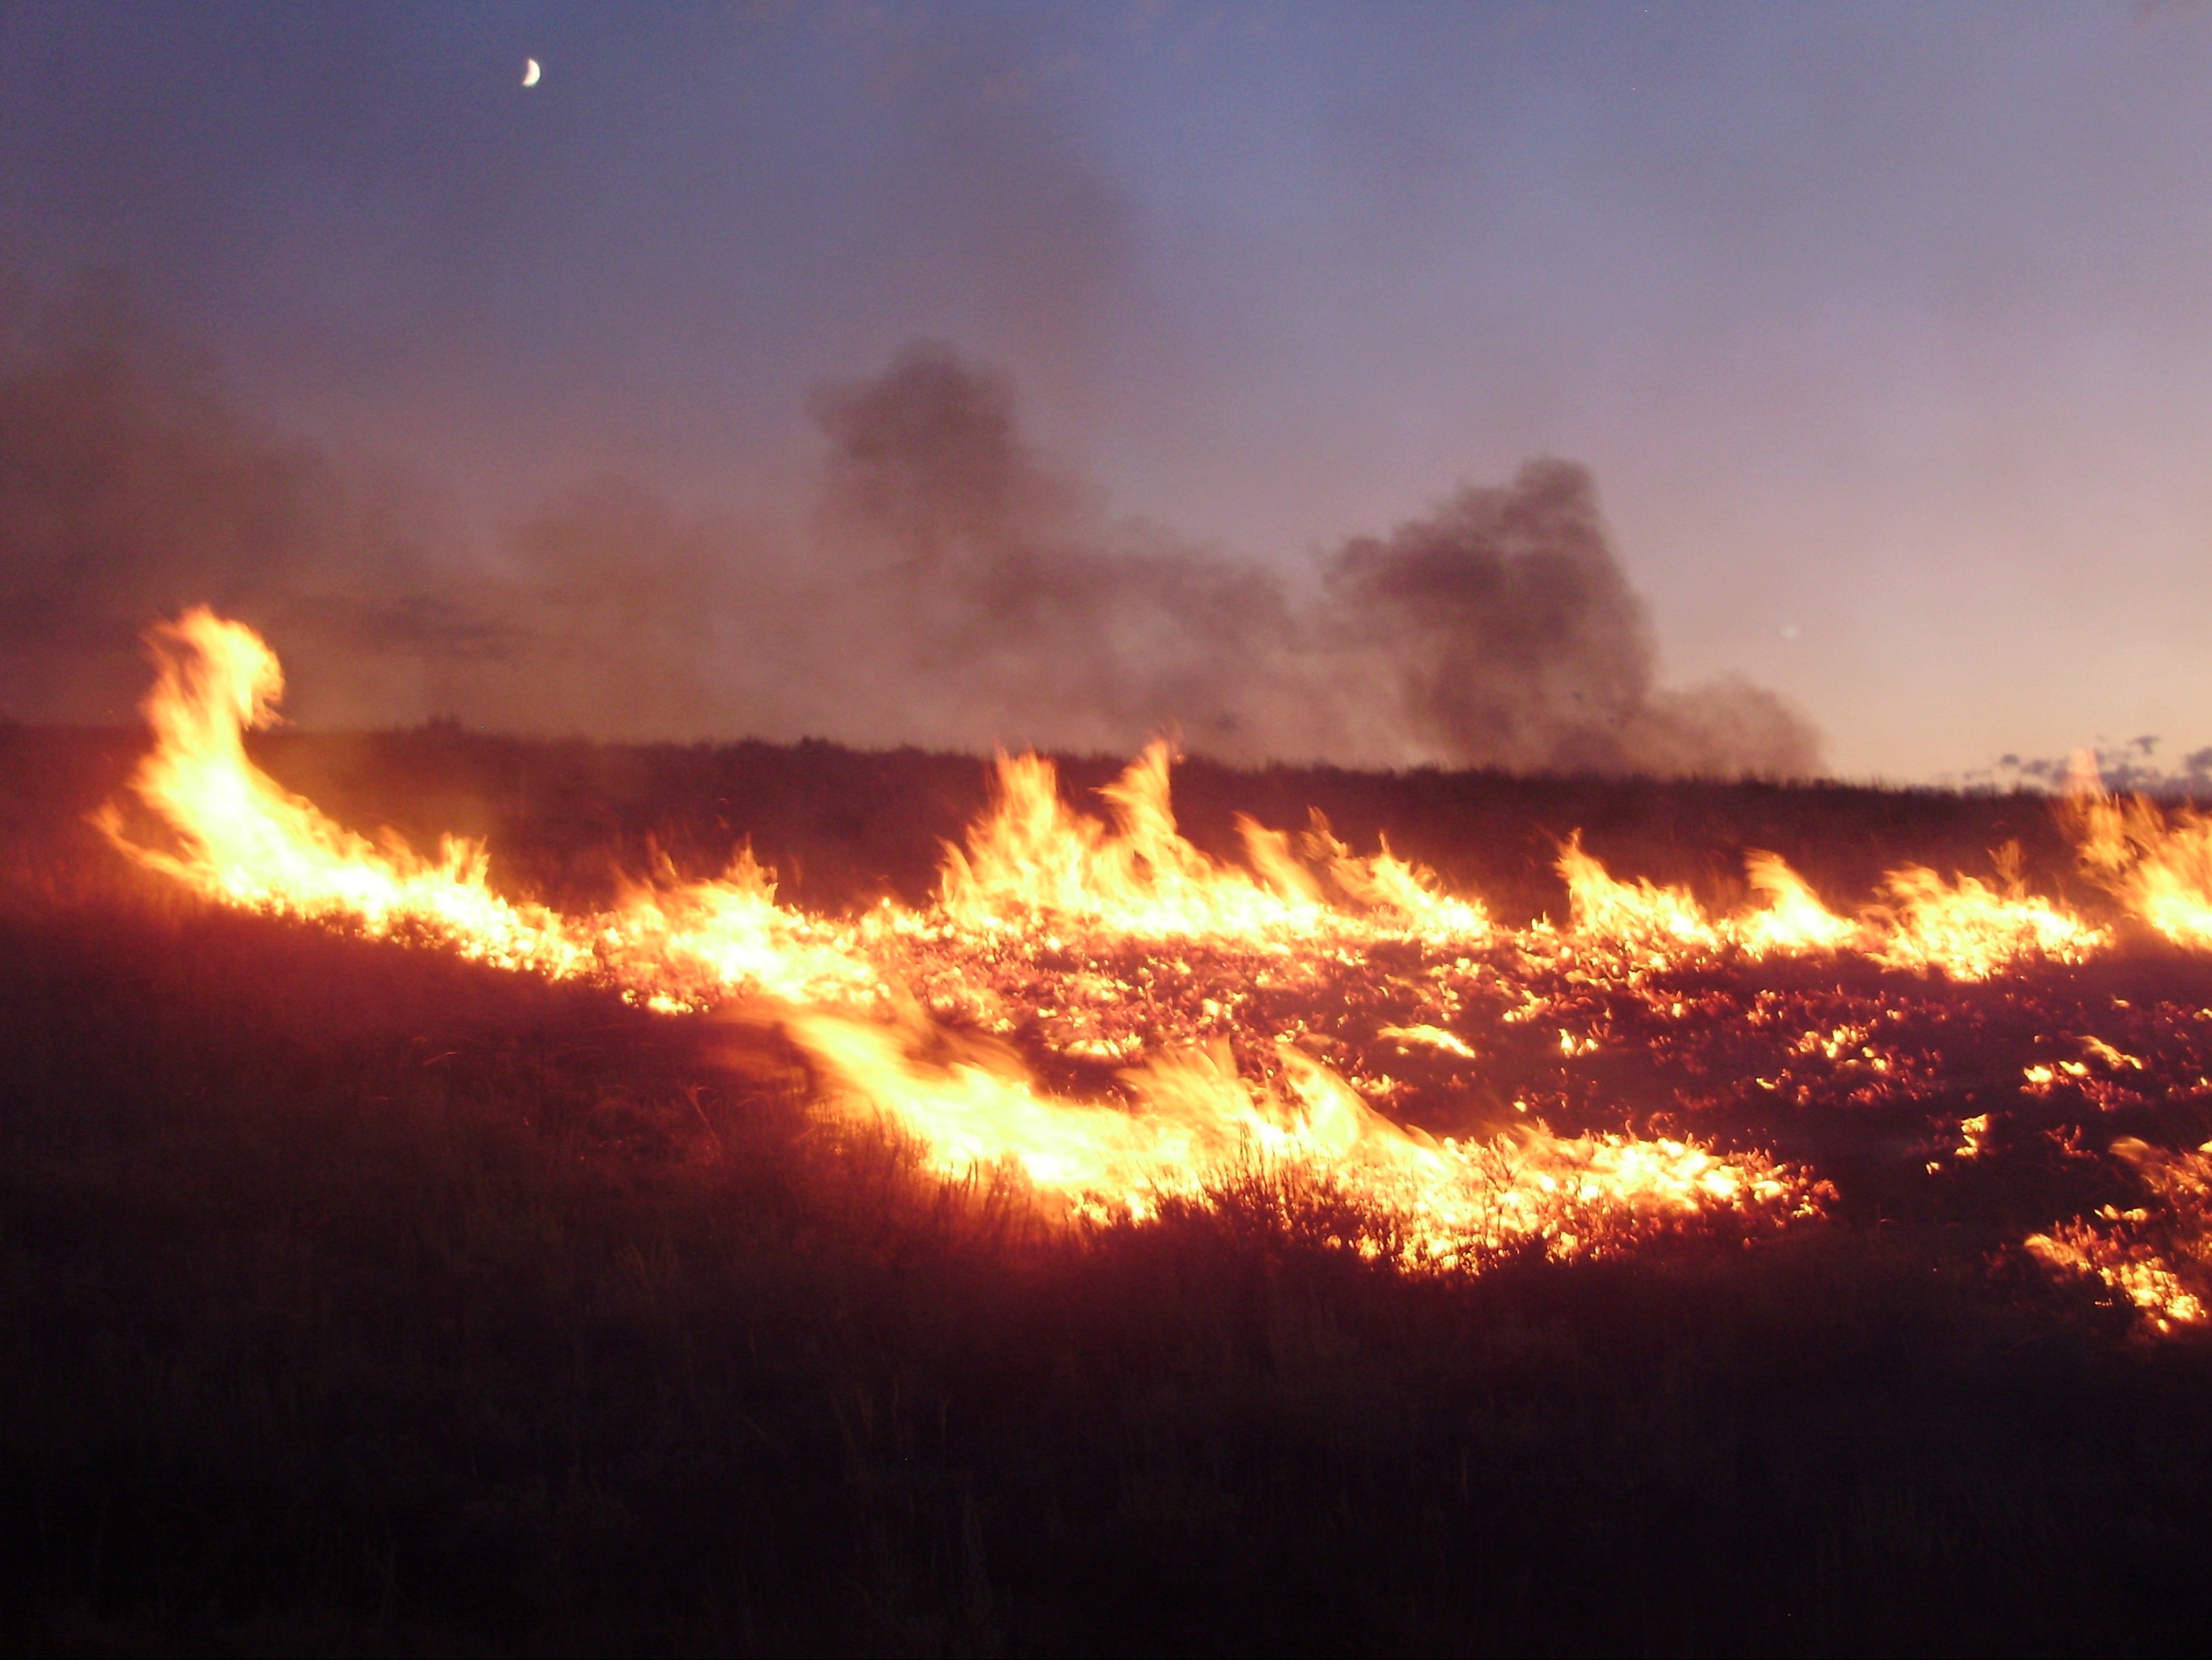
[940,742,1311,939]
[1556,834,1718,963]
[1378,1023,1478,1059]
[1551,840,1862,963]
[101,611,1820,1269]
[2023,1138,2212,1332]
[791,1006,1811,1262]
[1290,810,1495,938]
[940,742,1490,945]
[1866,855,2105,980]
[99,610,881,1005]
[1544,832,2102,979]
[600,852,888,1008]
[98,609,594,977]
[1737,851,1858,955]
[2071,792,2212,950]
[126,612,2212,1319]
[2022,1225,2205,1332]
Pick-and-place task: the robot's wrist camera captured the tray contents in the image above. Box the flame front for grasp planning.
[1867,859,2106,981]
[1557,834,1718,965]
[97,612,2212,1299]
[102,610,886,1005]
[940,740,1491,946]
[101,611,1824,1264]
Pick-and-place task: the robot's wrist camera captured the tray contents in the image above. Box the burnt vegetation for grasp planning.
[7,726,2212,1656]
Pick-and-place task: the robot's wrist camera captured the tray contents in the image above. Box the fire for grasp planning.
[2071,792,2212,949]
[97,610,595,978]
[111,613,2212,1311]
[1285,810,1495,938]
[1867,858,2106,981]
[792,1006,1811,1263]
[1556,834,1717,964]
[1737,851,1858,956]
[98,610,885,1005]
[103,611,1815,1264]
[2024,1139,2212,1332]
[1546,837,2092,978]
[940,741,1490,945]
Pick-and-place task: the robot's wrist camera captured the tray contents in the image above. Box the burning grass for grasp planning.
[9,898,2212,1655]
[10,620,2212,1650]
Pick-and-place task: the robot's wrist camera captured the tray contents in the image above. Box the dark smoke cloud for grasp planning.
[0,278,1820,777]
[804,343,1819,774]
[802,346,1314,756]
[1319,467,1819,775]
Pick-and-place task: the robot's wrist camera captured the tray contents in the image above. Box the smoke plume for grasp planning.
[1,280,1819,777]
[790,342,1817,773]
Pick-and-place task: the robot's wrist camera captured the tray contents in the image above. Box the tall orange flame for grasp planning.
[2071,792,2212,950]
[99,609,594,977]
[940,741,1491,944]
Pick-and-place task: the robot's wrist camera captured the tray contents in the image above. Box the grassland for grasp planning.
[5,724,2211,1655]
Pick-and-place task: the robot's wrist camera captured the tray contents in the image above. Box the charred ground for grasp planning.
[6,726,2212,1655]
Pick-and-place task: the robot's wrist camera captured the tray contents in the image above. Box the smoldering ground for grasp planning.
[1,281,1818,777]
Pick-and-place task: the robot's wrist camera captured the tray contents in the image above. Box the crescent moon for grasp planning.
[522,58,541,87]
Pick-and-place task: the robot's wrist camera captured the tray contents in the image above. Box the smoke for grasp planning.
[804,343,1819,774]
[1318,464,1818,775]
[0,271,507,724]
[0,273,779,734]
[1,278,1820,777]
[0,270,339,716]
[800,345,1312,756]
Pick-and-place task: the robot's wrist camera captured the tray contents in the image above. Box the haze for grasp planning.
[5,1,2210,783]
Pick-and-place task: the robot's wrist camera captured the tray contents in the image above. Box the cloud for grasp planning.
[1975,736,2212,797]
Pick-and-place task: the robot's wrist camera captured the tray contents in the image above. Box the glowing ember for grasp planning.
[2023,1136,2212,1332]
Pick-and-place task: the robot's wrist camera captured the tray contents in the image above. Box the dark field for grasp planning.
[7,725,2212,1656]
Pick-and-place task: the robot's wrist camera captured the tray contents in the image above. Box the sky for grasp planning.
[4,1,2211,782]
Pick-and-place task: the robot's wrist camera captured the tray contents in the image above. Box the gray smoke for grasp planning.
[800,345,1312,756]
[803,343,1819,774]
[0,274,772,734]
[0,270,345,717]
[1,280,1819,777]
[1321,464,1818,775]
